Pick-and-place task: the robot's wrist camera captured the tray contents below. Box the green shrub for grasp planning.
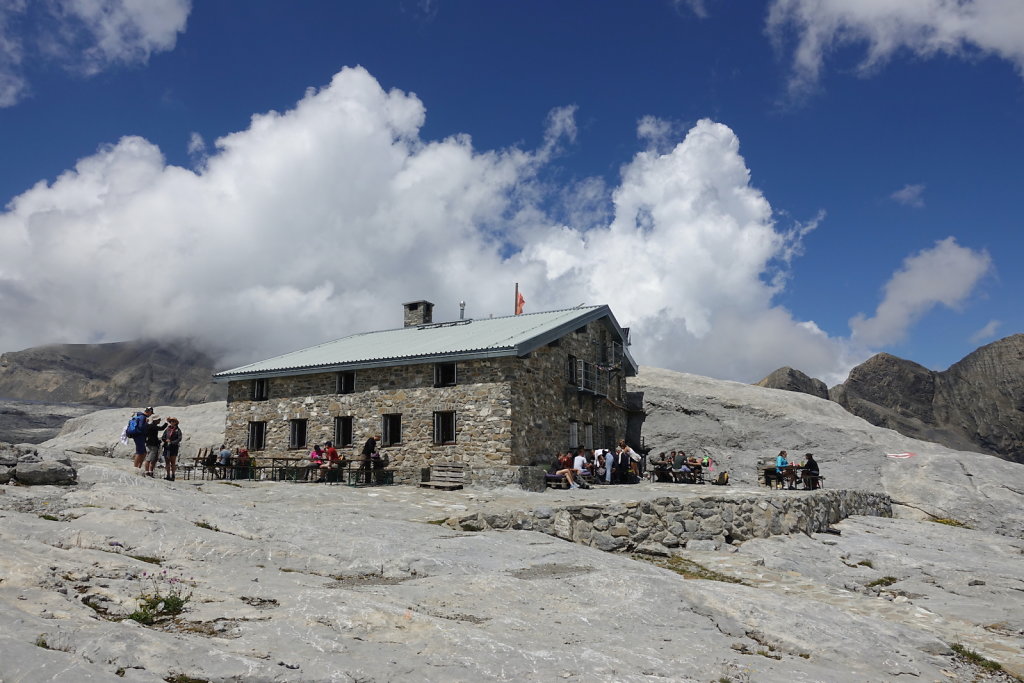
[127,570,194,625]
[867,576,898,588]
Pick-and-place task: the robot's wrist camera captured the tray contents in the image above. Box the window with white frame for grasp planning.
[584,423,594,450]
[568,420,579,449]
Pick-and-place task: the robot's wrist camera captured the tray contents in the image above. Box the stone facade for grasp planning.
[443,489,893,553]
[223,317,632,486]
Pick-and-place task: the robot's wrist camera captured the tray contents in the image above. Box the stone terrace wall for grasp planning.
[444,489,892,554]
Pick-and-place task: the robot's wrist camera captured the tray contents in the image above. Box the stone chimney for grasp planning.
[403,300,434,327]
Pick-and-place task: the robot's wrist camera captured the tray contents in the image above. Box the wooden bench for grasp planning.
[545,473,569,489]
[344,464,395,487]
[761,465,783,489]
[419,463,465,490]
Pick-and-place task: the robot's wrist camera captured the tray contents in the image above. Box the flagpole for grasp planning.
[514,282,519,315]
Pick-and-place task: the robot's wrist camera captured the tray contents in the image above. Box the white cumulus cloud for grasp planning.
[0,66,992,383]
[0,0,190,107]
[849,237,992,347]
[767,0,1024,99]
[891,183,926,208]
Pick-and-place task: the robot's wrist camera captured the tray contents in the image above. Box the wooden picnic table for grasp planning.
[270,456,313,481]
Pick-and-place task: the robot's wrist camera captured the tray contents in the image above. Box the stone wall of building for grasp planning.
[510,318,630,466]
[443,489,892,553]
[225,358,517,482]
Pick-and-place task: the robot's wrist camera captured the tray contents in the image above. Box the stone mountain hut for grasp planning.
[212,301,639,488]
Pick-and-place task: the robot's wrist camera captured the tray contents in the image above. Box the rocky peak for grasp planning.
[757,335,1024,463]
[754,367,829,400]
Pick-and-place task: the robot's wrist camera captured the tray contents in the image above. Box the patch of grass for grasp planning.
[931,517,971,529]
[756,649,782,660]
[38,513,60,521]
[951,643,1003,672]
[856,559,874,568]
[218,481,242,488]
[164,674,210,683]
[279,567,299,573]
[425,518,447,525]
[35,634,51,649]
[867,576,898,588]
[128,555,163,565]
[636,554,746,585]
[193,521,218,531]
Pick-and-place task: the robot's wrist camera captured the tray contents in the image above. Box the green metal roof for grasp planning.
[213,304,637,381]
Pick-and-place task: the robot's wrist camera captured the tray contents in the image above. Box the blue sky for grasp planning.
[0,1,1020,384]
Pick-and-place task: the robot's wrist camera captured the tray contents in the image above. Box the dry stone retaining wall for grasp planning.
[446,489,892,553]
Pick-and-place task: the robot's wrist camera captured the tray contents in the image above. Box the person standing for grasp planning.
[360,433,379,482]
[142,414,167,477]
[128,407,154,474]
[162,418,183,481]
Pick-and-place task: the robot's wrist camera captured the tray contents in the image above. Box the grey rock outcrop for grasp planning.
[831,335,1024,463]
[0,444,77,485]
[754,366,829,399]
[0,338,226,408]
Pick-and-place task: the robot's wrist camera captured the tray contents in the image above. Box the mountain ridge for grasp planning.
[757,334,1024,463]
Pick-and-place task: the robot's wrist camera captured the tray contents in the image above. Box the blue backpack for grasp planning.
[126,414,146,437]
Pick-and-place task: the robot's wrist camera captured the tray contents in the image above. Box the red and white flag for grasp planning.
[515,291,525,315]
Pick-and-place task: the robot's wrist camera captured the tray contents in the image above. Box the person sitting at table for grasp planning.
[316,441,343,482]
[547,452,579,489]
[594,449,608,479]
[307,444,325,476]
[234,447,253,479]
[685,454,703,482]
[671,450,690,482]
[776,450,797,489]
[215,444,232,478]
[801,453,820,489]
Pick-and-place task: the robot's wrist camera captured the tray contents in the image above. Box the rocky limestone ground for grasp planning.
[633,367,1024,539]
[1,457,1023,683]
[1,367,1022,682]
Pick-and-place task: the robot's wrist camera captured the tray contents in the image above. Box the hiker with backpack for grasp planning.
[126,407,154,474]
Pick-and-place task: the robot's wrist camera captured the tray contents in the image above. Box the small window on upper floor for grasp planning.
[336,371,355,394]
[434,362,457,387]
[567,355,578,384]
[252,378,269,401]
